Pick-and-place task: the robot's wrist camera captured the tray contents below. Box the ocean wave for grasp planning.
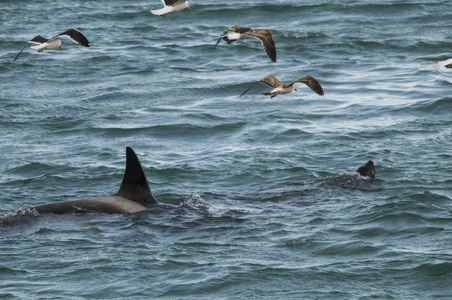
[350,193,452,231]
[91,121,247,139]
[0,208,39,228]
[413,262,452,277]
[4,162,65,176]
[281,31,328,40]
[407,97,452,114]
[315,240,381,256]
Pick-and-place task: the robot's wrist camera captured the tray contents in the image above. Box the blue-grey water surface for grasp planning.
[0,0,451,298]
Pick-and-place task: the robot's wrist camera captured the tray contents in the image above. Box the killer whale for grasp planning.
[23,147,158,215]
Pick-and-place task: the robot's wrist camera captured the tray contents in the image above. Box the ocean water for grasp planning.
[0,0,451,298]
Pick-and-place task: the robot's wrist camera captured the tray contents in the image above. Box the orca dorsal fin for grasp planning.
[115,147,157,205]
[121,147,150,188]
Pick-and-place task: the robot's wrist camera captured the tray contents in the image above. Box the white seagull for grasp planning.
[13,29,90,62]
[438,58,452,68]
[151,0,191,17]
[240,75,324,98]
[214,25,277,62]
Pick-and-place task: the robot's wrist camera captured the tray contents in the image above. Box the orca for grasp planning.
[356,160,375,179]
[23,147,158,215]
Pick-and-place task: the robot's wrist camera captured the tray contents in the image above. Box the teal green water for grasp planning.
[1,0,451,298]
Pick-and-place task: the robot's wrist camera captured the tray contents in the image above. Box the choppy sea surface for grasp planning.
[1,0,451,298]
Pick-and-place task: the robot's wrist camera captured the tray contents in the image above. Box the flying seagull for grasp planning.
[151,0,191,17]
[214,25,277,62]
[240,75,324,98]
[13,29,90,62]
[438,58,452,68]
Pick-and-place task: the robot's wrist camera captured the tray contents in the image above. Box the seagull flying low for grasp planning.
[240,75,324,98]
[151,0,191,17]
[214,25,277,62]
[438,58,452,68]
[13,29,90,62]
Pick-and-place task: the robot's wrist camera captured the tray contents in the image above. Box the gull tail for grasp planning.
[222,33,241,45]
[262,92,277,98]
[30,43,47,50]
[223,37,237,45]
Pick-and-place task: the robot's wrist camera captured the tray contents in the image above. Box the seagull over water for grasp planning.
[13,29,90,62]
[214,25,277,62]
[151,0,191,17]
[240,75,324,98]
[438,58,452,68]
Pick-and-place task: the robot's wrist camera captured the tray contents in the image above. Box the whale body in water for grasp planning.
[22,147,158,215]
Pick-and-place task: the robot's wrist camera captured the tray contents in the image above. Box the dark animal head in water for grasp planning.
[356,160,375,179]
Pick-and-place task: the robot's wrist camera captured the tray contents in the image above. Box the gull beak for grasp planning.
[188,5,191,11]
[295,89,298,92]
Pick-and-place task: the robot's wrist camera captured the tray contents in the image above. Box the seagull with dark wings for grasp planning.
[13,29,90,62]
[214,25,277,62]
[151,0,191,17]
[240,75,324,98]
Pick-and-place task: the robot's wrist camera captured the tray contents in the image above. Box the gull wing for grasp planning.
[29,35,49,44]
[291,76,324,96]
[53,29,90,47]
[240,75,282,97]
[163,0,183,5]
[244,29,276,62]
[13,35,49,62]
[13,43,30,62]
